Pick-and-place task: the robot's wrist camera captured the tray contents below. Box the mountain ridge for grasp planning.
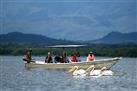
[0,31,137,45]
[0,32,78,45]
[91,31,137,44]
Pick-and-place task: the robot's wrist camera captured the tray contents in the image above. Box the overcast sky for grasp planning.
[0,0,136,40]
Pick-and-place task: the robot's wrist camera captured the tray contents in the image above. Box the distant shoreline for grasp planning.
[1,43,137,57]
[0,47,137,57]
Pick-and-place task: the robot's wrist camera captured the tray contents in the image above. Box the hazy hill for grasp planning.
[91,32,137,44]
[0,32,77,45]
[0,32,137,45]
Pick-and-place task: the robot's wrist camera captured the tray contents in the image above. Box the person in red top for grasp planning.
[87,52,95,61]
[70,54,77,62]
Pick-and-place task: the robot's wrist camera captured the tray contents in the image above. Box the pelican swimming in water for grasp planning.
[89,66,102,76]
[68,65,95,76]
[89,66,114,76]
[68,65,113,77]
[68,66,87,76]
[101,67,114,76]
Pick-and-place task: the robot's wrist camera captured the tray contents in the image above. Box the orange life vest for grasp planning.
[87,54,94,61]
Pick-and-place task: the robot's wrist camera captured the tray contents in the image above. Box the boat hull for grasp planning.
[25,57,121,69]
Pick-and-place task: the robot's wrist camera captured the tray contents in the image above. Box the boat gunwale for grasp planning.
[24,57,121,69]
[26,57,120,65]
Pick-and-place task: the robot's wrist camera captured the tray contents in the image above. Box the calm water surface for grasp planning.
[0,56,137,91]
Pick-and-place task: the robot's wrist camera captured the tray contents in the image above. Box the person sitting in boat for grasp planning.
[87,52,95,61]
[45,52,53,63]
[54,54,62,63]
[76,51,81,62]
[62,52,70,63]
[70,54,77,62]
[23,51,32,63]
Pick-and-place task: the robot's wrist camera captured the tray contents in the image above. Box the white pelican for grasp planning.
[101,67,114,76]
[68,65,95,76]
[68,66,113,77]
[68,66,87,76]
[89,66,113,76]
[89,65,102,76]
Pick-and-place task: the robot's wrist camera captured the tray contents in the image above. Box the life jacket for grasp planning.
[87,54,94,61]
[70,55,77,62]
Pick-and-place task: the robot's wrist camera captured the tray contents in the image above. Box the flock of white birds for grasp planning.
[68,65,113,77]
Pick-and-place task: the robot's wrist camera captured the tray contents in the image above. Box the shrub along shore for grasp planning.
[0,43,137,57]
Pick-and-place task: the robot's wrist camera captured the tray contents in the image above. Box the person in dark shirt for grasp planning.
[76,51,82,62]
[23,51,33,63]
[45,52,53,63]
[54,55,62,63]
[62,52,70,63]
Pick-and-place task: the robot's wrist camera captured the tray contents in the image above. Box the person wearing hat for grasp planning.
[23,51,32,63]
[87,51,95,61]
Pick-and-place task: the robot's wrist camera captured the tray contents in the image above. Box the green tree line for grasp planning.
[0,45,137,57]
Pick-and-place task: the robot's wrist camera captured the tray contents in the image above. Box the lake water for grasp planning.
[0,56,137,91]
